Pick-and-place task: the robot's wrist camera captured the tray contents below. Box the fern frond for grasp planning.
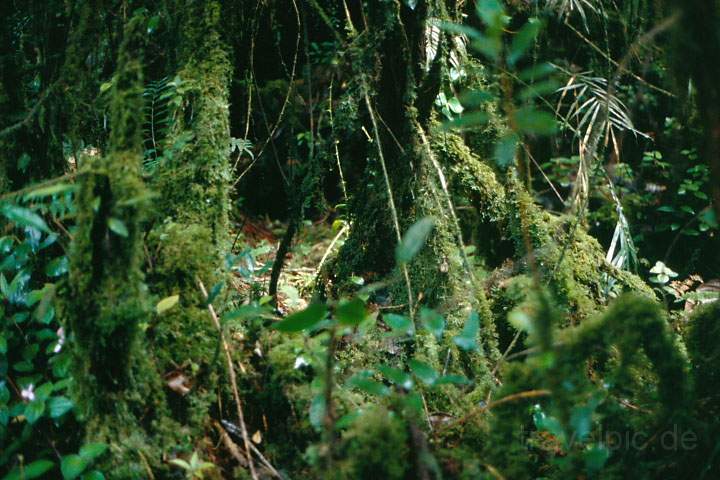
[142,75,181,169]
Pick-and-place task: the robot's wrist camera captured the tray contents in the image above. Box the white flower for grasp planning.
[293,356,309,369]
[21,384,35,401]
[53,327,65,353]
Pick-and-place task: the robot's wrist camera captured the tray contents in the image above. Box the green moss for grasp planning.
[60,12,189,477]
[336,406,411,480]
[483,294,690,478]
[686,301,720,414]
[152,0,231,252]
[64,13,150,412]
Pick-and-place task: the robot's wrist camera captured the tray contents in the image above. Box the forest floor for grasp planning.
[234,216,340,313]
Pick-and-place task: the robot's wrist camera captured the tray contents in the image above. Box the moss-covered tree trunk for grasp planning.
[63,11,174,477]
[63,2,235,476]
[318,1,502,397]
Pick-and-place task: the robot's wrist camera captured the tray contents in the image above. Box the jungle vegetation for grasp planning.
[2,0,720,478]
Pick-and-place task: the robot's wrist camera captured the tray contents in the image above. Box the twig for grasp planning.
[522,144,564,205]
[216,421,283,479]
[563,20,675,98]
[362,86,415,318]
[490,329,523,378]
[235,0,301,187]
[0,83,57,139]
[198,279,258,480]
[328,79,348,201]
[420,127,476,284]
[315,224,348,276]
[438,389,551,432]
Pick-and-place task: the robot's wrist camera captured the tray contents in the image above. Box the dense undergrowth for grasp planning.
[2,0,720,479]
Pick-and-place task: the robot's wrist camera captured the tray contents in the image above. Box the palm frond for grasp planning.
[601,173,639,298]
[556,71,648,142]
[546,0,602,30]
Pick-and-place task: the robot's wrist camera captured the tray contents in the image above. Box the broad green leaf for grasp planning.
[206,281,224,305]
[309,394,325,431]
[0,382,9,403]
[404,0,418,10]
[517,62,556,81]
[223,304,273,322]
[14,360,33,372]
[494,133,519,168]
[396,217,436,264]
[3,460,54,480]
[335,297,367,326]
[458,89,494,107]
[99,81,114,93]
[0,236,13,253]
[156,295,179,314]
[45,256,69,277]
[570,405,594,443]
[513,107,557,135]
[508,18,541,66]
[81,471,105,480]
[349,377,390,397]
[61,455,88,480]
[533,406,565,442]
[335,411,361,429]
[384,313,414,336]
[438,21,481,40]
[519,79,561,101]
[25,399,46,424]
[273,303,327,332]
[471,35,502,61]
[378,365,413,390]
[476,0,506,30]
[453,311,479,351]
[169,459,191,470]
[443,111,491,131]
[107,218,128,237]
[1,204,50,233]
[420,308,445,339]
[79,443,108,462]
[34,383,53,402]
[584,445,610,472]
[24,183,76,199]
[409,359,439,386]
[147,15,160,33]
[447,96,464,114]
[48,396,74,418]
[435,374,471,385]
[0,337,6,354]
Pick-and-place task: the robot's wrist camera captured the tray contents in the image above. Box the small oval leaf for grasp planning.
[273,303,328,332]
[156,295,180,314]
[396,217,436,264]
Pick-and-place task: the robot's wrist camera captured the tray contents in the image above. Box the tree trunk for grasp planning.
[323,1,501,394]
[63,2,235,475]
